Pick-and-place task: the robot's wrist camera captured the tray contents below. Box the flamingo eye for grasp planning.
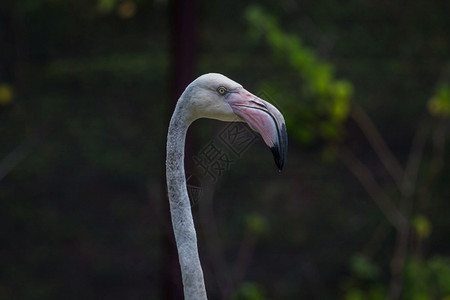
[217,86,227,95]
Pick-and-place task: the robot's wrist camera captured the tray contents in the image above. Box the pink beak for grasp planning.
[227,89,288,170]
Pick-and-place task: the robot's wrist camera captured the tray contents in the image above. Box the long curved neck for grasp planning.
[166,103,207,300]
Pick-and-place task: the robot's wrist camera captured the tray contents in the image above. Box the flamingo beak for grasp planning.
[227,89,288,170]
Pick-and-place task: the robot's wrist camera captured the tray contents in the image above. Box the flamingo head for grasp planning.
[180,73,287,170]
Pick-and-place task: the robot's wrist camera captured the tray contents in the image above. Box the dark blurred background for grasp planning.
[1,0,449,299]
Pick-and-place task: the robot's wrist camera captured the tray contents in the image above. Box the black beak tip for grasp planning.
[270,123,288,171]
[270,144,285,171]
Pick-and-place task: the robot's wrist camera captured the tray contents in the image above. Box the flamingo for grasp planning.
[166,73,287,299]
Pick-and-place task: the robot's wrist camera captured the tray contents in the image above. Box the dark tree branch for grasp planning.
[338,146,406,231]
[386,120,430,300]
[350,102,405,189]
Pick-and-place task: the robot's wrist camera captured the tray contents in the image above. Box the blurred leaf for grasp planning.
[403,256,450,299]
[404,258,429,300]
[245,213,269,237]
[350,254,380,280]
[413,215,432,239]
[234,282,267,300]
[345,287,384,300]
[428,257,450,295]
[345,288,364,300]
[117,1,136,19]
[331,80,353,120]
[319,121,340,140]
[428,83,450,117]
[0,83,13,105]
[97,0,117,14]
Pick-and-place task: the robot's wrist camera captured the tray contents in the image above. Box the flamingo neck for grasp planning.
[166,105,207,300]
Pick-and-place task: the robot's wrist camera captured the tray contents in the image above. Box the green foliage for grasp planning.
[245,6,353,146]
[412,215,432,240]
[0,83,13,106]
[97,0,117,14]
[345,287,385,300]
[342,254,385,300]
[428,83,450,117]
[403,256,450,299]
[97,0,137,19]
[244,212,269,237]
[343,256,450,300]
[349,254,381,281]
[234,282,267,300]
